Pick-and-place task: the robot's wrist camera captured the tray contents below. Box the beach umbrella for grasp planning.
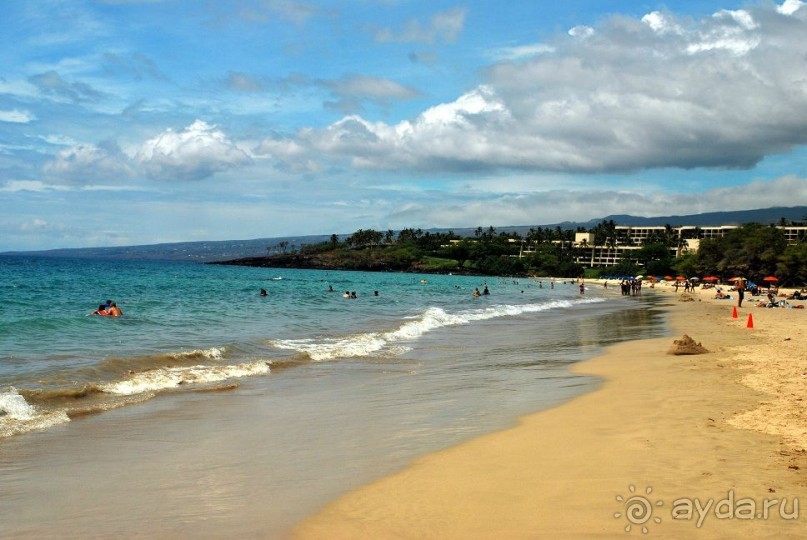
[703,276,718,282]
[675,276,686,281]
[664,275,673,281]
[762,276,779,282]
[689,277,700,282]
[635,275,644,280]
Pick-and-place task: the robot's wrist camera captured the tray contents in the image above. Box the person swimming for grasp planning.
[89,299,122,317]
[106,301,123,317]
[89,304,109,316]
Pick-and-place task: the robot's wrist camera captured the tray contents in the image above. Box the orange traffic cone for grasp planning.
[746,313,754,329]
[732,306,738,318]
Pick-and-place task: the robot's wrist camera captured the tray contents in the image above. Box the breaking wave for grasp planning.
[270,298,603,361]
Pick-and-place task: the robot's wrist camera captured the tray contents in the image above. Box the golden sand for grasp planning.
[293,282,805,539]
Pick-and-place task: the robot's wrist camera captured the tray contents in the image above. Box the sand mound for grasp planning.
[667,334,709,355]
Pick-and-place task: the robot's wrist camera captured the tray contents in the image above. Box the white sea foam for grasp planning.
[167,347,225,360]
[0,387,36,420]
[0,387,70,438]
[271,298,604,361]
[101,361,270,395]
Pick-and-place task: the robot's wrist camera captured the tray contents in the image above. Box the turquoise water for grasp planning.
[0,255,665,439]
[0,254,669,536]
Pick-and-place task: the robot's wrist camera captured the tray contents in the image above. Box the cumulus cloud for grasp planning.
[40,121,252,183]
[43,141,134,183]
[373,7,467,43]
[263,2,807,175]
[135,120,252,180]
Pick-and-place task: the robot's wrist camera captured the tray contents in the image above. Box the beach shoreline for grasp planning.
[293,282,806,538]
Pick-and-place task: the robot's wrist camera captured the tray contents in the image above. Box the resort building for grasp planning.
[567,225,806,268]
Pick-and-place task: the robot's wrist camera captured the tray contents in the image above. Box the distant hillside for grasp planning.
[0,235,335,263]
[559,206,807,229]
[492,206,807,237]
[2,206,804,263]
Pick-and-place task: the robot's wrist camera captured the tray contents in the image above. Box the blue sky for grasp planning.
[1,0,806,251]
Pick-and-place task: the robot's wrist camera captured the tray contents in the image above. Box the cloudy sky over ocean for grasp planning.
[2,0,806,251]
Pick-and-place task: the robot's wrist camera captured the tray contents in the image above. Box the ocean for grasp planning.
[0,255,667,537]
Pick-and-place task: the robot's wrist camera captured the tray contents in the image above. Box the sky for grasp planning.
[1,0,807,251]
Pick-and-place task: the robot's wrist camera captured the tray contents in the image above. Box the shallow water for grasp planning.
[0,256,667,537]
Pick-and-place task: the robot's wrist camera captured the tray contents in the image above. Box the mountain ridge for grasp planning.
[3,206,804,262]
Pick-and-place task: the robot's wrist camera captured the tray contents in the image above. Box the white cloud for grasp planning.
[777,0,804,15]
[641,12,684,35]
[486,43,555,61]
[0,180,68,193]
[568,25,594,39]
[379,176,807,230]
[135,120,253,181]
[38,121,253,184]
[0,109,35,123]
[261,2,807,175]
[43,142,134,183]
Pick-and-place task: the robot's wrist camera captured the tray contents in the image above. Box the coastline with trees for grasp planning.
[212,219,806,286]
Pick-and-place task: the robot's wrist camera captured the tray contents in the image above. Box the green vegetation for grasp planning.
[218,220,804,284]
[671,223,806,286]
[226,226,584,277]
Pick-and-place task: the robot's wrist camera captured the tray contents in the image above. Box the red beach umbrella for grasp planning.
[762,276,779,282]
[703,276,718,282]
[675,276,686,281]
[664,275,674,281]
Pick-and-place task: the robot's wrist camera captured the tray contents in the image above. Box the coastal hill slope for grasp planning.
[2,206,804,263]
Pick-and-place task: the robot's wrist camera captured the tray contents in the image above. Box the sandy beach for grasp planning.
[294,282,806,538]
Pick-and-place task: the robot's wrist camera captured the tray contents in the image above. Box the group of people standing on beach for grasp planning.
[89,300,122,317]
[619,278,642,296]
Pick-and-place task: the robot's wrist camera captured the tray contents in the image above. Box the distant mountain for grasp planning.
[3,206,804,263]
[449,206,807,238]
[0,235,335,263]
[552,206,807,229]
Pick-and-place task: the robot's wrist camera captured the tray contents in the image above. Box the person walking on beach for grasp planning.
[734,276,745,308]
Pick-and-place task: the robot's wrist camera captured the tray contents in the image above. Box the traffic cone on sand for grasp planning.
[732,306,738,318]
[747,313,754,329]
